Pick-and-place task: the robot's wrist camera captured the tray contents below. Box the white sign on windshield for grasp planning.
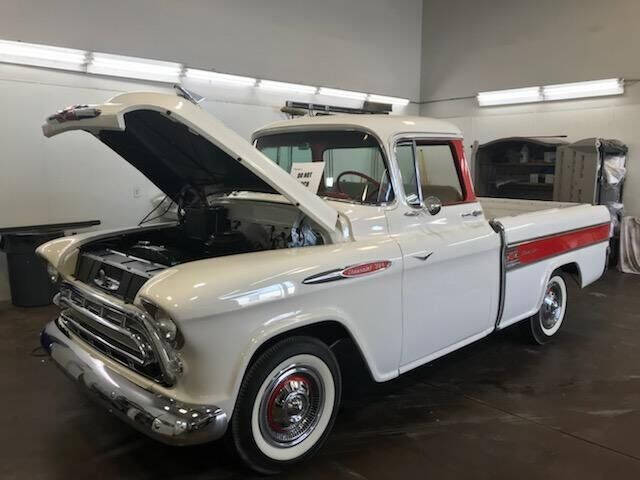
[290,162,325,193]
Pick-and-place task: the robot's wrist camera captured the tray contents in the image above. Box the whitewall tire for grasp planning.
[231,336,341,474]
[526,271,568,344]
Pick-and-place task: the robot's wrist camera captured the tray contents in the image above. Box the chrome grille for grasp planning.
[57,283,165,383]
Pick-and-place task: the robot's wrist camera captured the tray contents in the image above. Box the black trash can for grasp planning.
[0,231,63,307]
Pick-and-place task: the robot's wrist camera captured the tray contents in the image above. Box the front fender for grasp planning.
[138,237,403,415]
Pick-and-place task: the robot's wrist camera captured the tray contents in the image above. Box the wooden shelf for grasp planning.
[493,162,554,167]
[497,182,553,189]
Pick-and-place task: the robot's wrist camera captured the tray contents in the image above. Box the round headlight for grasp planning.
[156,309,179,345]
[141,300,183,350]
[47,263,59,284]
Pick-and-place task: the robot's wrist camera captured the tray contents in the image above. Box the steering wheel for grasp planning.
[336,170,381,202]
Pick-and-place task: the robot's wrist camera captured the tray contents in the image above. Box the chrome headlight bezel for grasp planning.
[140,299,184,351]
[46,263,59,284]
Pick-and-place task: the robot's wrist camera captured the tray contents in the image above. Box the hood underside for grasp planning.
[100,109,275,199]
[42,92,338,233]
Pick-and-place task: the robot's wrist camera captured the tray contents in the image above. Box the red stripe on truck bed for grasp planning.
[505,222,610,269]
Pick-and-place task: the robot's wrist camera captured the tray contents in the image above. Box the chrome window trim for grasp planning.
[389,133,463,210]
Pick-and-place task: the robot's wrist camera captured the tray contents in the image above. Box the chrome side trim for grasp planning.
[412,251,433,261]
[506,221,611,247]
[505,240,609,272]
[41,319,227,446]
[490,220,506,329]
[302,268,344,285]
[302,260,392,285]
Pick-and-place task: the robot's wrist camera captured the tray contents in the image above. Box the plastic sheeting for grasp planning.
[620,217,640,274]
[597,139,627,237]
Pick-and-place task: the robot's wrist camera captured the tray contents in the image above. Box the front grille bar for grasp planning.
[59,311,146,365]
[57,281,178,386]
[59,294,150,361]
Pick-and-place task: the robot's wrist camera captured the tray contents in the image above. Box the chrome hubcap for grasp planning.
[541,281,563,331]
[259,365,324,447]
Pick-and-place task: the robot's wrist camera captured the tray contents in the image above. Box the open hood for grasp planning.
[42,92,338,233]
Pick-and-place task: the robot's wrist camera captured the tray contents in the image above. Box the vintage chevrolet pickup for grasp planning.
[39,91,611,473]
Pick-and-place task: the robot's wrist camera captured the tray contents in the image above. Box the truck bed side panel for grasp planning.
[496,204,611,329]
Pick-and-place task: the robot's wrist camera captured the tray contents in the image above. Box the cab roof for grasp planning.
[253,114,462,143]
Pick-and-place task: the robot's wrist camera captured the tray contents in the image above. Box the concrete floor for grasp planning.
[2,269,640,479]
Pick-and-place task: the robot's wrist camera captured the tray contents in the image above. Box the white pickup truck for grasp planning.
[39,92,611,474]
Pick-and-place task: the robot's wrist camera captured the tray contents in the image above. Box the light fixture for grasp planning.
[258,79,317,94]
[543,78,623,101]
[318,87,368,100]
[477,86,543,107]
[0,38,413,105]
[184,68,256,86]
[368,94,411,106]
[88,52,183,83]
[0,39,87,72]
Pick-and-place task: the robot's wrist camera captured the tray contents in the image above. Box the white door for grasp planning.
[389,139,500,372]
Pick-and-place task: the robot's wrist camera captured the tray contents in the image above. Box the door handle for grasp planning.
[404,210,421,217]
[461,210,482,218]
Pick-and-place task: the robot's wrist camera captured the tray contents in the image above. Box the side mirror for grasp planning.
[424,196,442,216]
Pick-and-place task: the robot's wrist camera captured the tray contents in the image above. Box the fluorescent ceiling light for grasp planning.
[0,39,87,72]
[184,68,256,86]
[543,78,623,101]
[88,52,183,83]
[258,79,317,94]
[368,94,410,106]
[0,38,416,105]
[477,87,543,107]
[318,87,368,100]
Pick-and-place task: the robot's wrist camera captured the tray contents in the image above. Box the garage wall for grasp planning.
[419,0,640,217]
[0,0,423,101]
[0,1,423,303]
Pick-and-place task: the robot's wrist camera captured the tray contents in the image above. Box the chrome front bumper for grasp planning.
[41,318,228,445]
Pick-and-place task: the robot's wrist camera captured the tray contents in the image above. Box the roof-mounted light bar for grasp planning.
[0,38,411,106]
[478,78,624,107]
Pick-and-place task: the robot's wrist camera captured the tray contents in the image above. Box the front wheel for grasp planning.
[525,270,568,344]
[231,336,342,474]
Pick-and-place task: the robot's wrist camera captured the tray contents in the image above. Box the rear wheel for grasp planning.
[231,336,341,474]
[525,270,568,344]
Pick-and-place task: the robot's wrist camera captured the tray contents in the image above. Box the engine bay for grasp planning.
[75,201,325,302]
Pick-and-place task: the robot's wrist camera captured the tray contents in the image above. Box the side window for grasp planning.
[415,144,463,205]
[395,142,420,206]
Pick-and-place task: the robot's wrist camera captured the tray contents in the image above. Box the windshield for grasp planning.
[255,130,394,205]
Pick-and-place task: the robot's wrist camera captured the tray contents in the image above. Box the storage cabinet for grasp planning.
[473,137,568,201]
